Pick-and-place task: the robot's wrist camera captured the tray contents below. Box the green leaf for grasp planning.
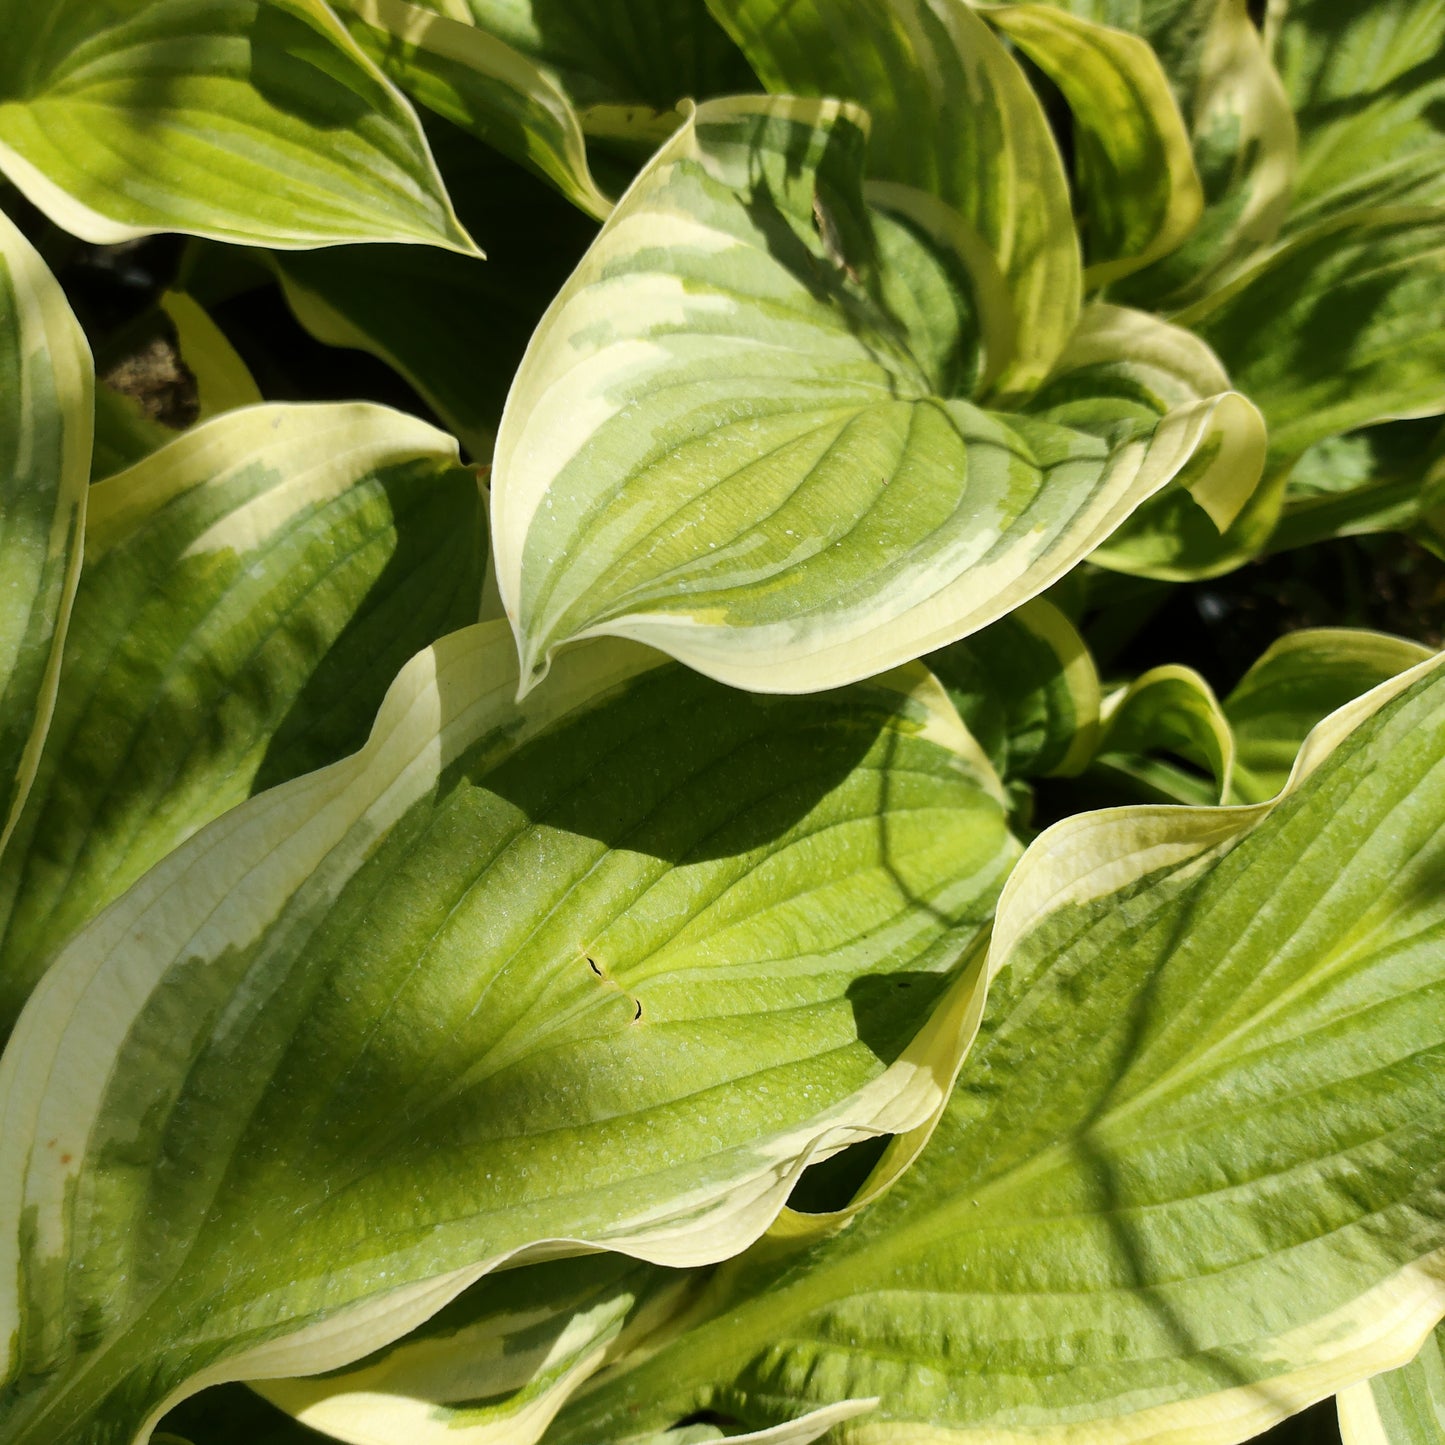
[1338,1324,1445,1445]
[429,0,756,115]
[0,207,91,859]
[492,99,1256,695]
[0,623,1017,1444]
[978,3,1204,287]
[1184,208,1445,471]
[704,0,1081,395]
[335,0,613,217]
[544,652,1445,1445]
[90,384,174,482]
[273,132,598,461]
[1273,0,1445,234]
[1025,302,1268,580]
[1096,661,1233,799]
[158,292,263,421]
[257,1255,879,1445]
[1286,419,1444,499]
[0,0,477,252]
[1115,0,1297,308]
[0,403,485,1036]
[924,598,1101,782]
[1261,422,1445,554]
[1224,627,1434,802]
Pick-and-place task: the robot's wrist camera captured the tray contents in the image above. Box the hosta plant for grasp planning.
[0,1,1442,1444]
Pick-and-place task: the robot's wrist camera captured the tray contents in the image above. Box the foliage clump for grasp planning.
[0,2,1442,1445]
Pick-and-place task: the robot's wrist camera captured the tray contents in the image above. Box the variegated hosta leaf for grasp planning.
[1095,661,1233,801]
[421,0,755,117]
[274,136,598,462]
[1224,627,1434,802]
[1271,419,1445,551]
[1288,420,1443,501]
[544,652,1445,1445]
[978,3,1203,287]
[1184,208,1445,473]
[0,622,1017,1445]
[258,1254,706,1445]
[1024,302,1268,579]
[1339,1323,1445,1445]
[335,0,613,218]
[925,598,1100,783]
[492,99,1256,696]
[1273,0,1445,234]
[0,0,475,251]
[704,0,1080,396]
[0,403,485,1037]
[0,208,91,857]
[260,1256,876,1445]
[1115,0,1297,308]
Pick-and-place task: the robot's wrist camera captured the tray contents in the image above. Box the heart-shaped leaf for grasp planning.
[0,0,475,251]
[492,99,1257,695]
[0,623,1016,1445]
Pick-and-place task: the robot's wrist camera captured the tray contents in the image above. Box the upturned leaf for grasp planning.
[704,0,1081,395]
[925,598,1101,783]
[492,99,1258,695]
[978,3,1203,287]
[0,0,476,251]
[1026,302,1268,579]
[1223,627,1434,802]
[544,653,1445,1444]
[0,209,91,859]
[1115,0,1298,308]
[1096,661,1232,800]
[0,623,1016,1445]
[0,403,485,1036]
